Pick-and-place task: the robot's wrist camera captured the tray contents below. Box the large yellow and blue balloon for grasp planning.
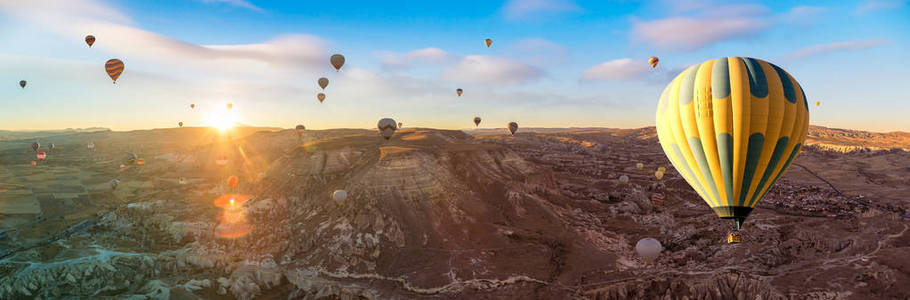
[655,57,809,240]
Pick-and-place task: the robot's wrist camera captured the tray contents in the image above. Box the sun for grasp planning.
[204,106,239,131]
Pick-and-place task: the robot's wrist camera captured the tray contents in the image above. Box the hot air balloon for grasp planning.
[618,175,629,184]
[119,164,126,170]
[295,124,306,137]
[37,152,47,161]
[378,118,397,140]
[456,88,463,96]
[474,117,481,127]
[178,122,183,128]
[136,159,145,166]
[317,93,326,103]
[815,101,819,107]
[178,177,188,185]
[655,57,809,243]
[650,193,665,206]
[330,54,345,71]
[398,122,403,128]
[87,142,95,150]
[30,161,36,167]
[190,104,195,109]
[635,238,662,264]
[19,80,26,89]
[318,77,329,90]
[333,189,347,206]
[636,163,644,170]
[85,35,95,47]
[124,152,137,164]
[48,143,55,150]
[105,59,124,83]
[227,176,239,189]
[654,170,664,180]
[31,142,39,152]
[110,179,119,190]
[485,38,492,47]
[649,57,659,68]
[507,122,518,135]
[226,103,233,110]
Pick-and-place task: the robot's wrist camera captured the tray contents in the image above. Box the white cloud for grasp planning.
[855,0,907,14]
[581,58,650,81]
[631,4,770,51]
[442,56,543,85]
[502,0,581,20]
[198,0,264,12]
[781,39,890,61]
[379,48,455,71]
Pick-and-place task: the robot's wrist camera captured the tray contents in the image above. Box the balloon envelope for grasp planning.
[37,152,47,161]
[110,179,119,190]
[378,118,397,140]
[655,57,809,231]
[636,163,644,170]
[317,93,326,103]
[474,117,481,126]
[19,80,26,88]
[619,175,629,184]
[507,122,518,135]
[635,238,662,263]
[649,57,659,68]
[333,190,347,205]
[318,77,329,89]
[105,59,124,83]
[31,142,39,151]
[227,176,239,189]
[124,153,137,164]
[485,39,492,47]
[655,170,664,180]
[85,35,95,47]
[330,54,345,70]
[456,88,463,96]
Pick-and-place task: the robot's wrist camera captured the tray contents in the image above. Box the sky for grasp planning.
[0,0,908,132]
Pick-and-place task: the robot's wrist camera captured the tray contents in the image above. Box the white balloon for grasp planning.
[333,190,347,205]
[635,238,662,264]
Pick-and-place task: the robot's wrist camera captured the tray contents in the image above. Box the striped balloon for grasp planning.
[655,57,809,232]
[85,35,96,47]
[105,59,124,83]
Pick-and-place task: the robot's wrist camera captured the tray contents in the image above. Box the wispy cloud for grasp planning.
[632,4,771,51]
[379,48,455,71]
[781,5,827,25]
[505,38,571,67]
[502,0,581,20]
[442,56,543,85]
[198,0,264,12]
[781,39,890,61]
[855,0,907,14]
[581,58,650,81]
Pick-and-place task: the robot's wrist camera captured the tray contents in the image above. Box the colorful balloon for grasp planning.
[105,59,124,83]
[226,103,233,110]
[507,122,518,135]
[30,161,36,167]
[636,163,644,170]
[178,122,183,128]
[124,152,137,164]
[485,38,492,47]
[618,175,629,184]
[398,122,403,128]
[649,57,659,68]
[190,104,195,109]
[87,142,95,150]
[815,101,819,107]
[85,35,95,47]
[657,167,666,173]
[31,142,39,152]
[37,152,47,161]
[178,177,188,185]
[474,117,481,127]
[654,170,664,180]
[330,54,345,71]
[378,118,397,140]
[655,57,809,243]
[318,77,329,90]
[110,179,119,190]
[136,159,145,166]
[317,93,326,103]
[456,88,463,96]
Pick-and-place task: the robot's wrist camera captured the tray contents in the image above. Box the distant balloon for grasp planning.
[657,167,666,173]
[124,152,137,164]
[398,122,403,128]
[377,118,397,140]
[31,142,39,152]
[636,163,644,170]
[456,88,463,96]
[31,161,36,167]
[87,142,95,150]
[317,93,326,103]
[48,143,55,150]
[178,122,183,128]
[635,238,662,264]
[507,122,518,135]
[105,59,124,83]
[485,38,492,47]
[318,77,329,90]
[474,117,481,127]
[295,124,306,137]
[190,104,195,109]
[85,35,95,47]
[226,103,233,110]
[178,177,188,185]
[110,179,119,190]
[136,159,145,166]
[215,157,228,166]
[37,152,47,161]
[19,80,26,89]
[333,189,347,205]
[227,176,239,189]
[649,57,659,68]
[330,54,345,71]
[650,193,665,206]
[618,175,629,184]
[654,170,664,180]
[119,164,126,170]
[815,101,820,107]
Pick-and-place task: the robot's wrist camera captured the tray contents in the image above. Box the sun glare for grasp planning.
[204,106,239,131]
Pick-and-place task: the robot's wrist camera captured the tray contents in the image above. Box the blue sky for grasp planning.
[0,0,908,131]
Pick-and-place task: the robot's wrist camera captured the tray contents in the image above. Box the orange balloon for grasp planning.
[31,161,36,166]
[227,176,239,189]
[136,159,145,166]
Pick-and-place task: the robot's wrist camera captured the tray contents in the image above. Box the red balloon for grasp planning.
[37,152,47,161]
